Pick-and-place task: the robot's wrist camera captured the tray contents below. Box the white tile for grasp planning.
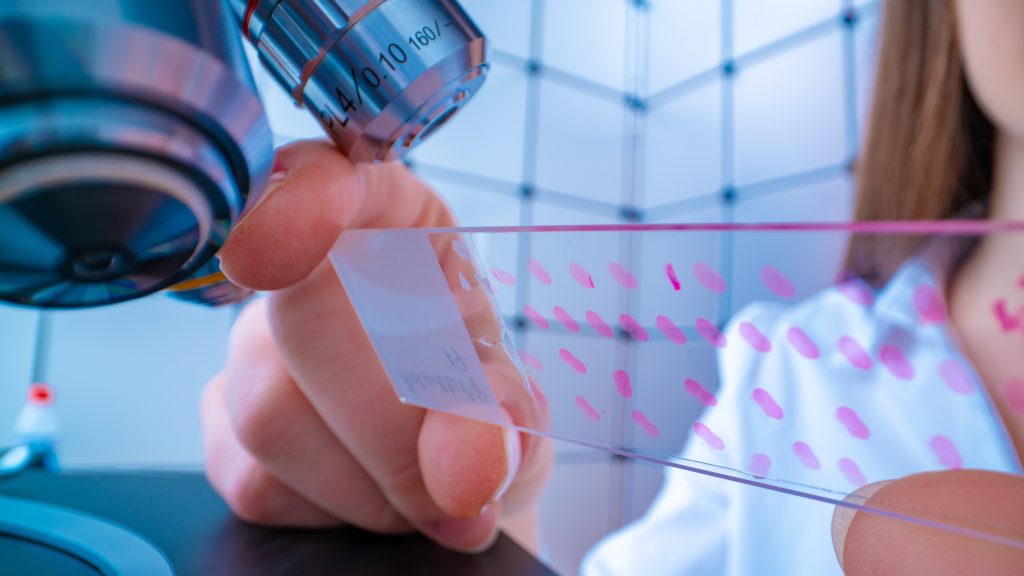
[0,305,38,444]
[644,80,723,208]
[648,0,722,96]
[733,0,842,57]
[459,0,534,59]
[535,79,627,205]
[542,0,630,91]
[734,29,848,186]
[44,297,232,468]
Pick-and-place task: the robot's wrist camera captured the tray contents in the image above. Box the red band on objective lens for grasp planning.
[243,0,260,38]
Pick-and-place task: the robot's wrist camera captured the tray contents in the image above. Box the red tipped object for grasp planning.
[28,383,53,406]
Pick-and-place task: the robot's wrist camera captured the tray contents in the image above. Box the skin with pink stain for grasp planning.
[838,335,873,370]
[491,268,517,287]
[619,313,650,341]
[792,441,822,471]
[614,370,633,399]
[631,410,660,438]
[586,310,614,338]
[913,284,947,324]
[553,307,580,333]
[609,262,639,290]
[739,321,772,352]
[692,422,725,451]
[528,258,552,285]
[693,262,726,293]
[523,305,549,329]
[836,406,870,439]
[559,348,587,374]
[695,318,727,348]
[570,263,595,289]
[656,315,687,345]
[751,388,783,419]
[747,454,772,478]
[684,378,718,407]
[575,396,601,422]
[939,359,975,395]
[838,457,867,487]
[879,344,915,380]
[786,327,820,360]
[761,265,796,298]
[665,263,681,291]
[929,435,964,469]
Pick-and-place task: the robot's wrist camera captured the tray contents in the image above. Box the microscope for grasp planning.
[0,1,489,573]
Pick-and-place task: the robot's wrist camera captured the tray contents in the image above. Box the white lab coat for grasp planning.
[582,257,1023,575]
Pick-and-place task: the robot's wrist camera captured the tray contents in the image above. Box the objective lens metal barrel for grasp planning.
[0,0,273,308]
[231,0,488,162]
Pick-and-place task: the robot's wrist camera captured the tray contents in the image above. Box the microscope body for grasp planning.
[0,0,486,309]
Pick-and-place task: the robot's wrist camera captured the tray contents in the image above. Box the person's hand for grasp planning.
[200,140,553,552]
[832,470,1024,574]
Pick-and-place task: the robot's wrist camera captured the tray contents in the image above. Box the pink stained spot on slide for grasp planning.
[575,396,601,422]
[838,457,867,487]
[553,307,580,333]
[747,454,772,478]
[528,258,552,285]
[1004,379,1024,414]
[879,344,914,380]
[993,299,1020,332]
[751,388,783,420]
[609,262,639,290]
[491,268,517,287]
[586,310,614,338]
[792,441,821,471]
[939,359,975,395]
[913,284,947,324]
[836,406,870,439]
[665,263,682,291]
[570,263,595,289]
[619,313,650,341]
[656,315,687,345]
[457,271,472,293]
[519,351,544,372]
[631,409,660,438]
[451,239,471,261]
[837,279,875,307]
[523,305,549,330]
[614,370,634,399]
[559,348,587,374]
[786,327,820,360]
[761,265,796,299]
[693,422,725,451]
[929,435,963,469]
[693,262,726,293]
[838,335,872,370]
[696,318,727,348]
[684,378,718,407]
[739,321,772,353]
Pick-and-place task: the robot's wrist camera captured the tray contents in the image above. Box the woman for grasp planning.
[201,0,1024,573]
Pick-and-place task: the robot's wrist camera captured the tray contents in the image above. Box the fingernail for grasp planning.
[485,426,521,508]
[428,505,499,553]
[832,480,891,568]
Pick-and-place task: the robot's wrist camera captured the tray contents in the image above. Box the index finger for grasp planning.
[833,470,1024,575]
[219,140,451,291]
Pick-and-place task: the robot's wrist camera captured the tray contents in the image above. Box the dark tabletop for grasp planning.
[0,470,558,576]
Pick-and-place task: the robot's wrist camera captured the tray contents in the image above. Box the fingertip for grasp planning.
[425,502,502,553]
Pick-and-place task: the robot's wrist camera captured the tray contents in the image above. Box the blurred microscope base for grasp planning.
[0,471,556,576]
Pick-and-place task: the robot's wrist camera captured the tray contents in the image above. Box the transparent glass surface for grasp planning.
[330,222,1024,551]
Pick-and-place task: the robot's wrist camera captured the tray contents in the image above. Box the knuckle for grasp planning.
[231,390,284,462]
[220,461,280,525]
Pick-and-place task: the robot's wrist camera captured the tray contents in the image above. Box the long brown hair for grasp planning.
[845,0,995,284]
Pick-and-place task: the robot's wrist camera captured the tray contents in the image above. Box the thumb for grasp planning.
[832,470,1024,575]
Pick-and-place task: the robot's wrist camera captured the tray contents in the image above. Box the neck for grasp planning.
[988,131,1024,220]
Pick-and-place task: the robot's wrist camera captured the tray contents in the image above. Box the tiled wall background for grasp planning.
[0,1,879,574]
